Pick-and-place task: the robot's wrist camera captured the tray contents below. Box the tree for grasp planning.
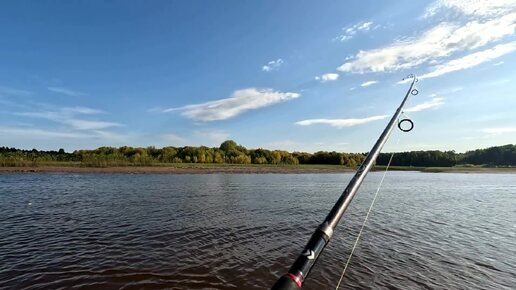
[219,140,238,153]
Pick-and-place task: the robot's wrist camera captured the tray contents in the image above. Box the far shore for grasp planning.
[1,164,515,174]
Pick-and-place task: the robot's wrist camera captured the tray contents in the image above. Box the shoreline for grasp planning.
[1,165,515,174]
[0,165,354,174]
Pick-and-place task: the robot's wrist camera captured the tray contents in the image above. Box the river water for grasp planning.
[0,172,515,289]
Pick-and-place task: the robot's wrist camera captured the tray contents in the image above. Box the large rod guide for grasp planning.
[272,75,419,290]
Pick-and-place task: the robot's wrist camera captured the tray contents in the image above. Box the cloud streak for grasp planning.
[361,80,378,87]
[0,126,94,139]
[418,41,516,80]
[48,87,84,97]
[195,130,230,144]
[424,0,516,18]
[164,88,300,121]
[64,119,122,130]
[161,133,189,146]
[295,115,388,128]
[315,73,339,82]
[338,12,516,73]
[481,127,516,134]
[0,86,32,97]
[405,97,445,112]
[16,106,121,130]
[262,59,284,72]
[334,21,374,42]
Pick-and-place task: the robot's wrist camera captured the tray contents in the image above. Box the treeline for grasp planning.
[0,141,515,167]
[377,144,516,167]
[377,150,458,167]
[0,140,366,167]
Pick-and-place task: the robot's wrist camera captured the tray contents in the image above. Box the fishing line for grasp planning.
[334,135,400,290]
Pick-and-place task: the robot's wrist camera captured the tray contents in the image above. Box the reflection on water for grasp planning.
[0,172,515,289]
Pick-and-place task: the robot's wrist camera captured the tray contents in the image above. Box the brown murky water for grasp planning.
[1,172,515,289]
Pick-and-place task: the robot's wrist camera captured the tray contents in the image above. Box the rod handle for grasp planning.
[271,274,302,290]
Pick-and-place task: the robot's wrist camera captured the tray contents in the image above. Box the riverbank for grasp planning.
[1,164,515,174]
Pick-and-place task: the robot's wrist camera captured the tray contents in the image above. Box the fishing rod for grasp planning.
[271,74,419,290]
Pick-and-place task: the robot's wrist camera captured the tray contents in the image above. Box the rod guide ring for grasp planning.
[398,118,414,132]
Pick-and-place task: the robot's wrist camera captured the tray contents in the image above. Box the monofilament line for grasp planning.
[334,139,398,290]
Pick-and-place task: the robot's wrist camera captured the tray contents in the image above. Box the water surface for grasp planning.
[1,172,515,289]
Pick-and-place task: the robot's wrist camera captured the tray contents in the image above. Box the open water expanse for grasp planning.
[0,172,515,290]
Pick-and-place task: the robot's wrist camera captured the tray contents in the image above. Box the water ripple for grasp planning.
[0,172,515,289]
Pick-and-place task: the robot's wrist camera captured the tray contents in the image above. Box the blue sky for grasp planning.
[1,0,515,153]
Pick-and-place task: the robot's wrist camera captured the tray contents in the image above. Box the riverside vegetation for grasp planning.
[0,141,515,168]
[0,140,516,168]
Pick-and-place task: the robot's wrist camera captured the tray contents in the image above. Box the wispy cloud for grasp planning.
[48,87,84,97]
[0,126,94,139]
[0,127,133,148]
[265,140,300,151]
[437,87,463,95]
[481,127,516,134]
[163,88,300,122]
[360,80,378,87]
[16,106,121,130]
[493,61,505,66]
[161,133,189,146]
[405,97,445,112]
[424,0,516,18]
[64,120,122,130]
[295,115,388,128]
[63,106,104,114]
[419,41,516,80]
[334,21,374,42]
[315,73,339,82]
[0,86,32,97]
[195,130,230,145]
[262,59,284,72]
[338,12,516,73]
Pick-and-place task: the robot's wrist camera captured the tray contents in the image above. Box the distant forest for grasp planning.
[1,141,515,167]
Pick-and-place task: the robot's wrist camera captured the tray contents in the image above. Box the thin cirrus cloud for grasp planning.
[161,133,189,145]
[295,115,388,128]
[0,85,32,97]
[62,106,104,115]
[424,0,516,18]
[315,73,339,82]
[0,127,130,147]
[194,130,230,144]
[262,59,284,72]
[16,106,122,130]
[64,119,122,130]
[0,126,93,139]
[361,80,378,87]
[418,41,516,80]
[163,88,300,122]
[337,11,516,73]
[162,130,231,147]
[481,127,516,134]
[404,97,445,112]
[334,21,374,42]
[48,87,84,97]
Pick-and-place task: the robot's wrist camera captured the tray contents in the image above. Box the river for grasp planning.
[1,172,515,289]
